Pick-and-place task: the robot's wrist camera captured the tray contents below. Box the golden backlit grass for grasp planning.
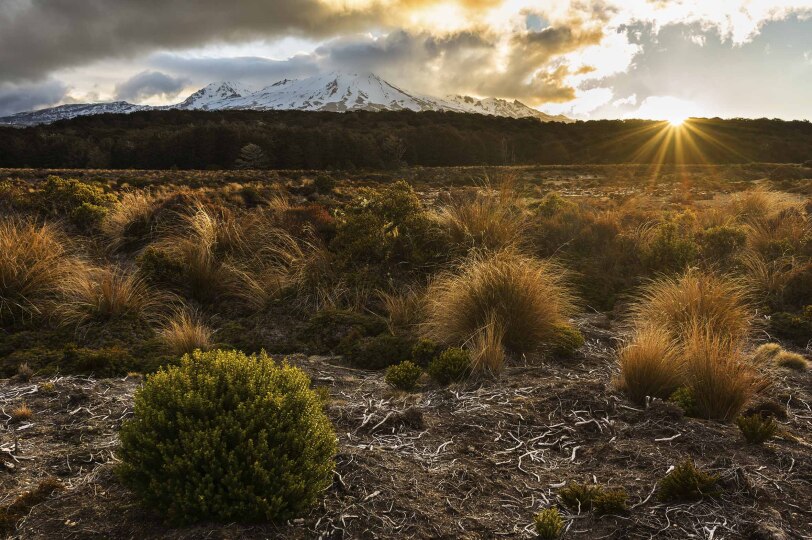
[616,326,682,404]
[160,310,213,356]
[467,312,507,375]
[423,250,576,355]
[102,191,160,252]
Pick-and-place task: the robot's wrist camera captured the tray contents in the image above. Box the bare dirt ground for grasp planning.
[2,315,810,539]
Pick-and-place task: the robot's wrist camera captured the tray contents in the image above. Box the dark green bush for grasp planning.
[642,219,699,273]
[314,174,336,194]
[385,360,422,391]
[343,334,413,370]
[118,349,337,524]
[736,414,777,444]
[657,460,719,502]
[768,312,812,345]
[549,323,585,357]
[137,247,185,288]
[558,482,599,511]
[698,225,747,262]
[411,338,442,367]
[303,309,388,354]
[36,176,115,231]
[592,489,629,515]
[669,386,697,416]
[428,347,471,385]
[533,507,564,539]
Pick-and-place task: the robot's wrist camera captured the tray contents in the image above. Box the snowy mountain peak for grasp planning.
[0,72,572,126]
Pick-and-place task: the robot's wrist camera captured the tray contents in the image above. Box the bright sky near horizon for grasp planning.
[0,0,810,120]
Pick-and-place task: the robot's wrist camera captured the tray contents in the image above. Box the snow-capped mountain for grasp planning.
[0,72,571,126]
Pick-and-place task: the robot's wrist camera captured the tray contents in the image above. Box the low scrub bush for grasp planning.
[768,312,812,345]
[533,507,564,540]
[698,225,747,263]
[36,176,115,231]
[411,338,441,367]
[343,334,413,370]
[423,250,576,355]
[385,360,422,391]
[118,350,337,524]
[303,309,388,354]
[669,386,697,416]
[549,323,585,357]
[592,488,629,516]
[736,414,777,444]
[657,460,719,502]
[428,347,471,385]
[617,327,682,404]
[558,482,599,512]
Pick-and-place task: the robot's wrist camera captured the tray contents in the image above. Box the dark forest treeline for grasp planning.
[0,110,811,170]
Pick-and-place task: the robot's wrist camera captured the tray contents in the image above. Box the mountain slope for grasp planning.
[0,72,571,126]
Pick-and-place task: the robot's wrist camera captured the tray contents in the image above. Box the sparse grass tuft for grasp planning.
[0,477,63,535]
[10,402,32,422]
[423,250,576,355]
[617,326,682,404]
[736,414,777,444]
[159,310,213,356]
[752,343,782,363]
[102,191,160,252]
[468,313,507,375]
[558,482,599,512]
[378,286,426,336]
[533,507,564,540]
[15,363,34,382]
[776,350,808,371]
[657,460,719,502]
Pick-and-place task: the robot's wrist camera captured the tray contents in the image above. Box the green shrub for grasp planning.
[314,174,336,194]
[592,489,629,516]
[549,323,585,357]
[303,309,388,354]
[137,247,185,288]
[736,414,777,444]
[343,334,413,370]
[118,350,337,524]
[668,386,697,416]
[533,507,564,540]
[411,338,442,367]
[36,176,115,231]
[698,225,747,262]
[428,347,471,385]
[642,219,699,273]
[385,360,422,391]
[558,482,599,511]
[768,312,812,345]
[657,460,719,502]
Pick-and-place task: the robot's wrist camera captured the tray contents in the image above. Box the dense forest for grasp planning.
[1,110,811,170]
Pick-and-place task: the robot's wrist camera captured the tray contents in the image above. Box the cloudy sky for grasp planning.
[1,0,811,120]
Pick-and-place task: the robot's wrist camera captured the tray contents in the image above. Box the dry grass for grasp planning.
[0,219,80,323]
[423,250,576,355]
[378,286,426,336]
[56,266,168,327]
[467,312,507,375]
[776,351,808,371]
[616,326,682,404]
[436,178,527,253]
[682,324,763,421]
[10,402,32,423]
[739,251,799,307]
[102,191,160,252]
[731,188,801,225]
[632,270,752,344]
[752,343,782,364]
[160,310,213,356]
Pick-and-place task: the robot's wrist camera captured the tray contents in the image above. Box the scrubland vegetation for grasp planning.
[1,164,810,538]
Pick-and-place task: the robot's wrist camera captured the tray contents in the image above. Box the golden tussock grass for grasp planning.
[467,312,507,375]
[160,309,213,356]
[632,270,752,344]
[776,350,808,371]
[616,326,682,404]
[0,219,81,324]
[56,266,169,327]
[102,191,160,252]
[10,402,33,422]
[739,251,800,307]
[423,250,577,355]
[681,324,764,421]
[731,188,802,225]
[378,286,426,336]
[752,342,782,364]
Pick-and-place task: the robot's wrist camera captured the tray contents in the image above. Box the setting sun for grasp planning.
[668,116,687,127]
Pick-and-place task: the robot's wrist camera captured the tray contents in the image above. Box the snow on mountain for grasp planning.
[0,72,572,126]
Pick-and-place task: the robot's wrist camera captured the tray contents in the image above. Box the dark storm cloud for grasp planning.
[0,79,68,116]
[0,0,380,84]
[150,54,320,87]
[115,71,189,102]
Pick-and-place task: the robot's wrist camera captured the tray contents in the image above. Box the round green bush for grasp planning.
[411,338,441,367]
[385,360,422,391]
[118,349,337,524]
[428,347,471,385]
[549,323,585,357]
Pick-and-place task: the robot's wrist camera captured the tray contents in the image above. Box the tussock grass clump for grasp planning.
[159,310,213,356]
[682,326,761,421]
[118,350,337,524]
[423,250,576,356]
[385,360,422,391]
[0,478,63,535]
[736,414,777,444]
[0,219,80,324]
[378,286,426,336]
[533,507,564,540]
[617,326,682,404]
[102,191,160,252]
[10,402,32,422]
[468,313,507,375]
[752,343,782,363]
[14,363,34,382]
[657,461,719,502]
[632,270,751,344]
[57,266,167,327]
[776,350,808,370]
[731,188,801,225]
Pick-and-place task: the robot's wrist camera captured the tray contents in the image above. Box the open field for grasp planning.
[1,164,811,539]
